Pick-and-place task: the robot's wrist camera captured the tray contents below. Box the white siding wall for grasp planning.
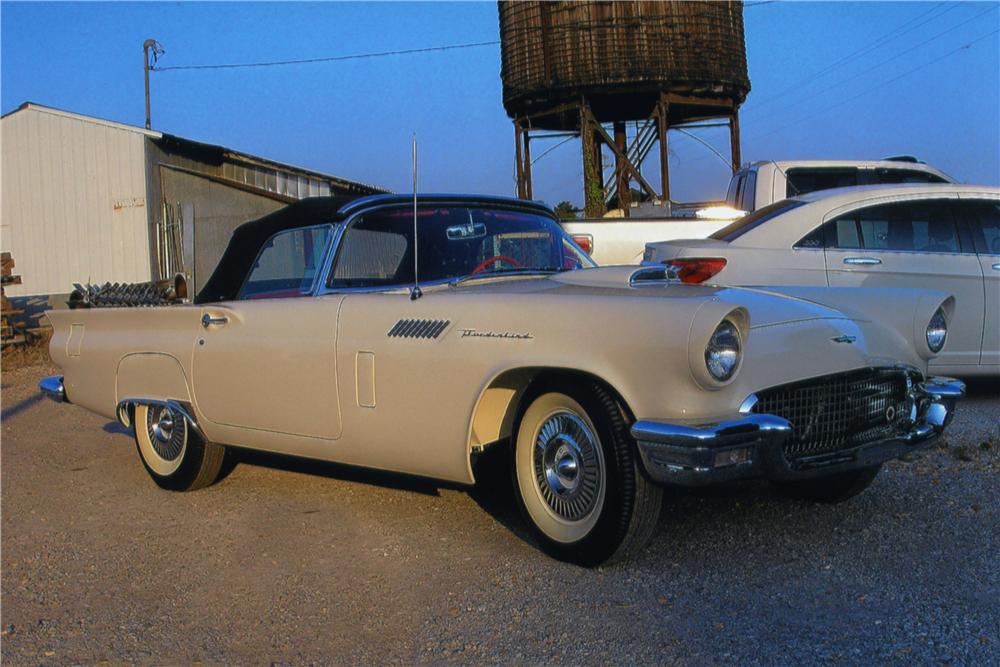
[1,106,153,296]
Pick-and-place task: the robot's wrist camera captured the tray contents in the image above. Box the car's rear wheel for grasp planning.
[776,464,882,503]
[133,403,225,491]
[512,382,662,566]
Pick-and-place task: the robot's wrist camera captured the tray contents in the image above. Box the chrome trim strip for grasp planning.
[336,193,554,218]
[38,375,68,403]
[115,398,207,441]
[628,265,681,287]
[738,393,758,415]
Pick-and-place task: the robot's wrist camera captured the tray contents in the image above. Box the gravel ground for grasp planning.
[2,361,998,666]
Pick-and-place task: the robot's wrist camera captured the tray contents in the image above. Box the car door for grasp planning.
[957,196,1000,367]
[824,198,985,369]
[192,224,344,440]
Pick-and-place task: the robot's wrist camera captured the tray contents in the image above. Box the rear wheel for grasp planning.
[776,464,882,503]
[133,404,225,491]
[512,382,662,566]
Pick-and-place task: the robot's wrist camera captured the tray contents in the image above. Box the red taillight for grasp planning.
[664,258,728,284]
[571,234,593,255]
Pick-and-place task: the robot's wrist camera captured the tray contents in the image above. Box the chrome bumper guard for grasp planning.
[632,376,965,486]
[39,375,69,403]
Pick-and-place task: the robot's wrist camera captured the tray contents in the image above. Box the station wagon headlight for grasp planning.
[926,308,947,354]
[705,320,742,382]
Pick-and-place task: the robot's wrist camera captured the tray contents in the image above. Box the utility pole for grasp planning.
[143,39,164,130]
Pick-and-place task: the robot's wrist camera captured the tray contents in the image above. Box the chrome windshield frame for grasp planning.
[313,201,591,297]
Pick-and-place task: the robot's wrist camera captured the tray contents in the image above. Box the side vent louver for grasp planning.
[387,319,450,339]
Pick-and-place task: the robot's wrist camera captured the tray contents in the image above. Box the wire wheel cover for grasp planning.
[533,411,603,521]
[145,405,186,462]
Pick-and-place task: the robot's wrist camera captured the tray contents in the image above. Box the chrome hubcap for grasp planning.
[533,411,602,521]
[146,405,185,462]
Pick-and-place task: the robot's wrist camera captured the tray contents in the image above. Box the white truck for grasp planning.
[561,157,954,265]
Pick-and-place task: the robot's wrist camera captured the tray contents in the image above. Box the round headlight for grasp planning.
[926,307,947,353]
[705,320,742,382]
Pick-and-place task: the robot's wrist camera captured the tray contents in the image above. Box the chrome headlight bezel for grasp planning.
[705,319,743,383]
[926,307,947,354]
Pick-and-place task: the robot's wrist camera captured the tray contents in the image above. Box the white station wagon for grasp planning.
[644,184,1000,377]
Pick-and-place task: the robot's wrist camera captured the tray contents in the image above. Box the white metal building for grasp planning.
[1,102,387,302]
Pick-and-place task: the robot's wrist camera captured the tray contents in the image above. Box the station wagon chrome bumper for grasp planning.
[632,375,965,486]
[39,375,69,403]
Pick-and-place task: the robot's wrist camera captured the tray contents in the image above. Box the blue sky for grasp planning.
[2,1,998,207]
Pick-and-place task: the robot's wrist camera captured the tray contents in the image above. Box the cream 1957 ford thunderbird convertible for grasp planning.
[41,194,965,565]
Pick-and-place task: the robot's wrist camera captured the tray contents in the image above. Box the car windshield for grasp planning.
[328,206,595,289]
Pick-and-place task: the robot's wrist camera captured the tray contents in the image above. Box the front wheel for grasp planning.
[776,464,882,503]
[133,403,225,492]
[512,383,662,566]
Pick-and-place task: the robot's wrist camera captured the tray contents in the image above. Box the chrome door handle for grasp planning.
[201,314,228,328]
[993,263,1000,271]
[843,257,882,265]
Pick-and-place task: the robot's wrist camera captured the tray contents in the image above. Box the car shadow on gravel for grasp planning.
[961,377,1000,399]
[465,443,804,559]
[220,446,454,497]
[0,392,44,421]
[466,441,931,567]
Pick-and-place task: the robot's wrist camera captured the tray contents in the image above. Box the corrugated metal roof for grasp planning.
[4,102,390,195]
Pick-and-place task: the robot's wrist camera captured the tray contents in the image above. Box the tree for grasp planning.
[553,201,580,221]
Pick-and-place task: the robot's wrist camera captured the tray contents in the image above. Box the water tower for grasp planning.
[499,1,751,216]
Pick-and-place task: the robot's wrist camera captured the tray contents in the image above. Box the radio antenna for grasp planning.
[410,134,422,300]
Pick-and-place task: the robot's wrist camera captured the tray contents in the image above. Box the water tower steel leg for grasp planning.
[729,112,741,174]
[657,97,670,203]
[514,120,526,199]
[614,121,630,217]
[523,132,533,200]
[581,105,605,218]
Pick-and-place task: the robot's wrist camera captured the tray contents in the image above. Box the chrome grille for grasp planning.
[751,368,914,461]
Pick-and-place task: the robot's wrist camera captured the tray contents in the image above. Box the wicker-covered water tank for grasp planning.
[499,1,750,130]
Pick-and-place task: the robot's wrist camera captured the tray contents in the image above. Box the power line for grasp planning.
[672,26,998,167]
[749,4,999,120]
[151,40,500,71]
[748,28,1000,143]
[744,2,955,114]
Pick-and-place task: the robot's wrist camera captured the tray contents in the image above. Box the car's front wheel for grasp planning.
[776,464,882,503]
[512,382,662,566]
[133,403,225,492]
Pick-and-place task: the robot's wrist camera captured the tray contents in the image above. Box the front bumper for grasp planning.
[632,376,965,486]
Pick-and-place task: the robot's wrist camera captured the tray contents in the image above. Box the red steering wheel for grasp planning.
[470,255,523,276]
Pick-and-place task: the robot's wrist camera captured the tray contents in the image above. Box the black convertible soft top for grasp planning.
[196,196,358,304]
[195,194,555,304]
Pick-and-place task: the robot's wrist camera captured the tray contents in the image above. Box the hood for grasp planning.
[544,268,848,328]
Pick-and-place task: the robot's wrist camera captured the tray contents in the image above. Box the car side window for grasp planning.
[822,217,862,249]
[786,168,858,197]
[960,200,1000,255]
[794,225,825,249]
[827,202,961,253]
[239,225,334,300]
[873,168,948,185]
[738,171,757,211]
[329,211,415,288]
[726,172,746,208]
